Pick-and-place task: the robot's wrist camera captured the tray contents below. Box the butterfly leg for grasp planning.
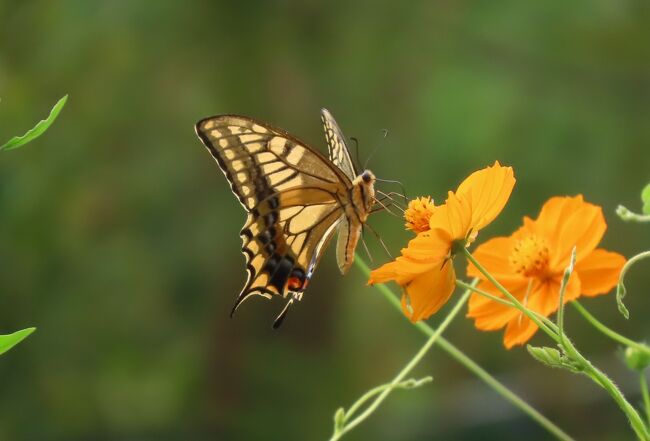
[372,196,401,217]
[376,190,406,211]
[363,223,392,259]
[360,229,374,263]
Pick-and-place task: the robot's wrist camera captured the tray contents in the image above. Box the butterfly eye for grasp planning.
[362,170,373,183]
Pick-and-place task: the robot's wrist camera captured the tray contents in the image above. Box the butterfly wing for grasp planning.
[195,115,352,314]
[321,108,357,180]
[320,109,364,273]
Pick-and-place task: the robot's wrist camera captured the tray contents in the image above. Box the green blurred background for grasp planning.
[1,1,649,440]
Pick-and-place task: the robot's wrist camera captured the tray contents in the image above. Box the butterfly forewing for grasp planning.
[320,109,365,274]
[195,115,352,313]
[321,108,357,181]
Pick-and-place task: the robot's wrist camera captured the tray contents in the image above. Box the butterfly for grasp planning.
[195,109,377,327]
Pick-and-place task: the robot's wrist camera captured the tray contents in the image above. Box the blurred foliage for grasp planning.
[1,1,649,440]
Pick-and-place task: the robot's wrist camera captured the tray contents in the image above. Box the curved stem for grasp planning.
[641,373,650,428]
[622,251,650,278]
[616,205,650,223]
[463,248,560,343]
[330,279,471,440]
[571,301,650,355]
[617,250,650,319]
[343,377,432,423]
[455,279,559,333]
[353,257,574,441]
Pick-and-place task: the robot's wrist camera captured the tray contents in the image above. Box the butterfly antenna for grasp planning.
[363,128,389,170]
[350,136,362,172]
[375,178,409,202]
[364,223,392,259]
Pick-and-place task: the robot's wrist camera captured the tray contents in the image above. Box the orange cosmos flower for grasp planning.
[369,162,515,322]
[466,195,626,349]
[404,196,436,233]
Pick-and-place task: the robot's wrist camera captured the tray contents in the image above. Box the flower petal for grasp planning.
[575,248,626,297]
[456,161,516,232]
[503,315,539,349]
[555,204,606,268]
[467,280,522,330]
[369,259,415,285]
[445,192,473,240]
[529,275,581,318]
[534,195,607,269]
[402,229,452,261]
[427,195,472,240]
[466,236,526,284]
[534,195,583,238]
[502,275,581,349]
[401,260,456,322]
[369,229,450,285]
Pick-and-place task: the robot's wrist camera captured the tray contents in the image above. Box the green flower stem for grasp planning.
[616,205,650,223]
[342,377,432,423]
[354,258,574,441]
[463,249,649,440]
[330,277,471,441]
[622,251,650,278]
[617,250,650,319]
[571,301,650,356]
[463,248,560,343]
[641,373,650,428]
[561,337,649,440]
[455,279,559,333]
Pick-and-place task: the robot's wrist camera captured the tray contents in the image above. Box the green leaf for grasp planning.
[527,345,581,373]
[1,95,68,151]
[0,327,36,356]
[528,345,563,367]
[642,183,650,215]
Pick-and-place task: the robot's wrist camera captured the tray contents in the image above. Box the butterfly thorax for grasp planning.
[350,169,376,222]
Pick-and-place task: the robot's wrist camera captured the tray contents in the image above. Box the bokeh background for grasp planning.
[1,1,649,440]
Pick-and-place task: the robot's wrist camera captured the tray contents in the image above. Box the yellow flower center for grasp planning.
[404,196,436,234]
[509,235,550,278]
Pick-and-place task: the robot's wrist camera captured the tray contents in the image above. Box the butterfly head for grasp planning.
[361,170,375,184]
[352,170,376,217]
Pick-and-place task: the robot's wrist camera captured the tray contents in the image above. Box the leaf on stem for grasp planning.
[0,327,36,356]
[527,345,581,373]
[1,95,68,151]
